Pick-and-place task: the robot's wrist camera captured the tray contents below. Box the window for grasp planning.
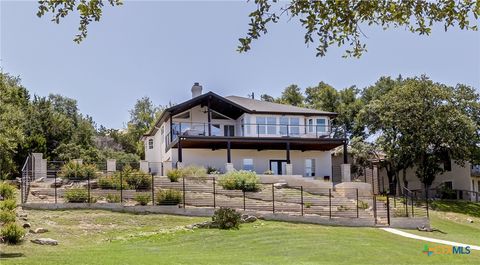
[224,125,235,136]
[316,118,326,133]
[256,117,266,134]
[174,111,190,119]
[267,117,276,134]
[443,159,452,171]
[211,111,230,120]
[308,118,314,133]
[279,117,289,135]
[290,117,300,135]
[211,124,221,136]
[305,159,316,177]
[444,181,453,190]
[243,159,254,171]
[160,126,164,136]
[148,139,154,149]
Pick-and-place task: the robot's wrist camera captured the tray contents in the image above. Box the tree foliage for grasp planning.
[36,1,479,57]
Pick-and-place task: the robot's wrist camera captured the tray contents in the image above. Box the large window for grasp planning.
[267,117,277,134]
[308,118,314,133]
[290,117,300,135]
[305,159,316,177]
[256,117,266,134]
[279,117,289,135]
[224,125,235,136]
[243,159,254,171]
[316,118,326,133]
[148,139,154,150]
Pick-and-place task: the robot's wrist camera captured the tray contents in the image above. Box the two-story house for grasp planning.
[142,83,346,178]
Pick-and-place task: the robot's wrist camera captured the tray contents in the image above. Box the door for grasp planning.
[270,160,288,175]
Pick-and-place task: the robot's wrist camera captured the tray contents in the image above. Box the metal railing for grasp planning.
[169,122,332,140]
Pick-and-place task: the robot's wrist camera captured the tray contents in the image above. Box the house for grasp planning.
[142,83,347,179]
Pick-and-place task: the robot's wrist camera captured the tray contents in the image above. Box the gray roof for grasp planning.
[225,96,336,116]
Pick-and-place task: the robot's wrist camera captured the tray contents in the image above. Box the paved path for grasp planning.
[381,228,480,251]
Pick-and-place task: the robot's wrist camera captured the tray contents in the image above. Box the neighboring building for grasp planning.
[142,83,346,178]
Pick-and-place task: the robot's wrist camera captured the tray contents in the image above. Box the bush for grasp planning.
[263,170,274,175]
[59,161,97,180]
[358,200,369,209]
[124,171,151,190]
[182,165,207,182]
[0,211,16,223]
[0,182,16,200]
[0,199,16,211]
[218,170,260,192]
[98,175,128,190]
[212,208,241,230]
[64,188,89,203]
[206,166,221,174]
[135,194,151,206]
[304,202,313,208]
[166,169,182,182]
[156,189,182,205]
[106,194,121,203]
[1,222,25,244]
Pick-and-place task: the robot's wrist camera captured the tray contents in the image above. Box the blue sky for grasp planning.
[1,1,479,129]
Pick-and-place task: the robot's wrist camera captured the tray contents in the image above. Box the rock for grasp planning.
[186,221,217,229]
[30,228,48,234]
[17,213,27,218]
[242,216,258,223]
[21,217,28,221]
[273,182,288,189]
[50,180,63,188]
[467,218,474,223]
[31,238,58,245]
[38,195,47,200]
[34,177,45,183]
[23,223,31,228]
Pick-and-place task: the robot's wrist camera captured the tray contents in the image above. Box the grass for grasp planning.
[401,200,480,246]
[1,209,479,264]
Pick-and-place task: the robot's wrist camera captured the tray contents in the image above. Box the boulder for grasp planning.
[241,214,258,223]
[50,180,63,188]
[31,238,58,246]
[30,228,49,234]
[23,223,31,228]
[186,221,218,229]
[38,195,48,200]
[34,177,45,183]
[467,218,474,223]
[273,183,288,189]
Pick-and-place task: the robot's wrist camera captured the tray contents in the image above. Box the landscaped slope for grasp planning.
[1,209,478,264]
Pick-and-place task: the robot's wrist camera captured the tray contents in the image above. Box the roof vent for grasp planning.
[191,82,203,98]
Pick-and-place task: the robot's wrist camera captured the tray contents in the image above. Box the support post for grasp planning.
[213,178,216,208]
[373,196,377,225]
[301,186,304,216]
[329,189,332,219]
[272,184,275,213]
[207,97,212,136]
[182,177,186,209]
[227,141,231,163]
[169,116,174,142]
[54,171,57,204]
[178,138,183,164]
[151,174,155,205]
[387,195,391,226]
[405,194,408,217]
[411,192,415,218]
[356,189,359,218]
[286,142,291,164]
[343,140,348,164]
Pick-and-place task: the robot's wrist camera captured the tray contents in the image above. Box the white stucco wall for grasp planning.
[171,149,332,177]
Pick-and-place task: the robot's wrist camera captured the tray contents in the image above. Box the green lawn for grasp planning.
[1,209,479,265]
[402,200,480,246]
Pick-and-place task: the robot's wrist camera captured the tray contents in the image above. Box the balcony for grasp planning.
[165,122,332,146]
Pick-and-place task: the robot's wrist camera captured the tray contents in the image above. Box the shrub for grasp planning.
[156,189,182,205]
[338,205,350,211]
[135,194,151,206]
[167,169,182,182]
[125,171,151,190]
[64,188,89,203]
[106,194,121,203]
[59,161,97,180]
[0,211,16,223]
[304,202,313,208]
[358,200,369,209]
[212,208,241,230]
[263,170,274,175]
[98,175,128,190]
[1,222,25,244]
[218,170,260,192]
[206,166,221,174]
[0,199,16,211]
[182,165,207,182]
[0,182,16,200]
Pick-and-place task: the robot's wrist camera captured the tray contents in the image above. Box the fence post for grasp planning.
[386,195,390,226]
[120,172,123,203]
[243,190,246,211]
[393,195,396,208]
[300,186,304,216]
[182,177,186,209]
[373,195,377,225]
[213,177,216,208]
[151,174,155,205]
[356,189,359,218]
[411,193,415,218]
[425,187,429,218]
[87,174,91,203]
[272,184,275,213]
[329,189,332,219]
[54,171,57,204]
[404,194,408,217]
